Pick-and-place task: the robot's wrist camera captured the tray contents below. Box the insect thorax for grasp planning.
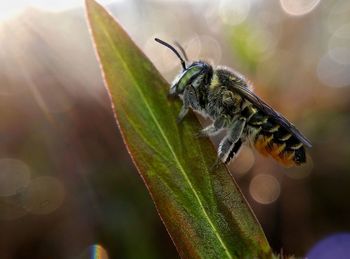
[204,68,249,119]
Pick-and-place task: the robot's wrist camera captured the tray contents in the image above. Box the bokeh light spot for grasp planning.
[219,0,251,26]
[307,233,350,259]
[284,154,313,179]
[327,2,350,33]
[328,47,350,65]
[90,244,109,259]
[328,24,350,65]
[229,145,255,177]
[317,52,350,88]
[0,196,28,220]
[195,35,222,64]
[280,0,321,16]
[144,34,179,74]
[0,158,31,197]
[249,174,280,204]
[78,244,109,259]
[22,176,65,215]
[182,35,202,62]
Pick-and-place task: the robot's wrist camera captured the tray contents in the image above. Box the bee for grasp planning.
[155,38,312,167]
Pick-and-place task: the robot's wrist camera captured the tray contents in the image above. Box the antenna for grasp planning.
[174,41,188,61]
[154,38,186,70]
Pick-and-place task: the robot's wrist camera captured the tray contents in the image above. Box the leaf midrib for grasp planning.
[94,15,233,259]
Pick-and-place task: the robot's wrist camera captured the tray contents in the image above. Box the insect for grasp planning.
[155,38,312,167]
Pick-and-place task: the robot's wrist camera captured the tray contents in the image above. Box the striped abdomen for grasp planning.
[242,106,306,167]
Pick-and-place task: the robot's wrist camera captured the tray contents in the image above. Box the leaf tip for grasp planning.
[85,0,103,14]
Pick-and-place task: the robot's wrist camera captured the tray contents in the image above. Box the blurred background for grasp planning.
[0,0,349,258]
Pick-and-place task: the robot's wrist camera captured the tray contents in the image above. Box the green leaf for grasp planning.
[85,0,272,258]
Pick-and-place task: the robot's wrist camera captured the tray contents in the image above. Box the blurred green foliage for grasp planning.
[229,24,262,72]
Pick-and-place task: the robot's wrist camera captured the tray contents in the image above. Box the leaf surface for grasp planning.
[86,1,272,257]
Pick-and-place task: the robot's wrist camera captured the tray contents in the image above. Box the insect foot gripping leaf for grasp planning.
[85,0,273,258]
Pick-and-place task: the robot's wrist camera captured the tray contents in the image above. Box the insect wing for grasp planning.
[233,84,312,148]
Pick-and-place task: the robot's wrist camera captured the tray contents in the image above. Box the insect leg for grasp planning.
[197,124,219,137]
[176,106,189,124]
[176,87,190,123]
[218,117,246,163]
[225,139,243,164]
[210,139,243,171]
[177,86,198,123]
[196,115,226,137]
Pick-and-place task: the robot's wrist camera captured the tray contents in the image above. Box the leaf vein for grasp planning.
[97,20,233,258]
